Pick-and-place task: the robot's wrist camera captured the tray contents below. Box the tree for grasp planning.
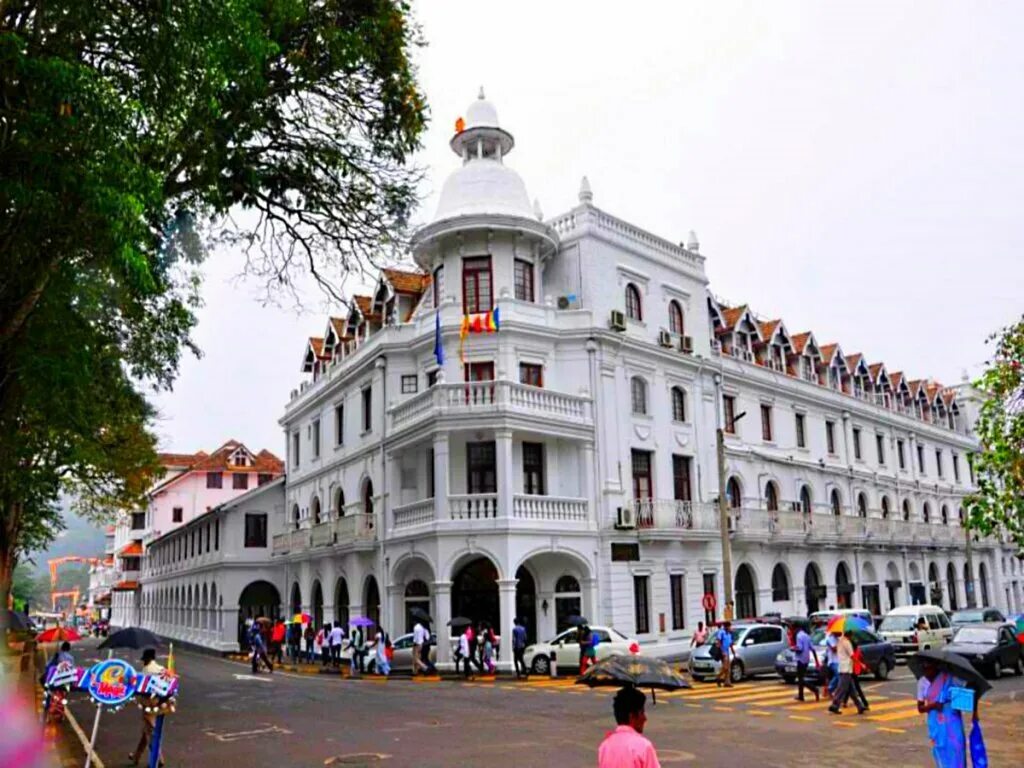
[0,1,427,628]
[966,316,1024,549]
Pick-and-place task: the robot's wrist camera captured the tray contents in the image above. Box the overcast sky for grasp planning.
[149,1,1024,458]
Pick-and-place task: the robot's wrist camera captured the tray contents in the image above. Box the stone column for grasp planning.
[581,442,595,526]
[496,429,515,519]
[433,432,450,522]
[387,584,403,637]
[433,581,453,665]
[497,579,518,673]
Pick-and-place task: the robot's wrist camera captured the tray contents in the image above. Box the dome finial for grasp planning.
[578,175,593,204]
[533,198,544,221]
[478,85,486,100]
[687,230,700,252]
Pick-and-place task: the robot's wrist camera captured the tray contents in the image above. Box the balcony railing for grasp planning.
[391,381,591,431]
[634,500,718,531]
[272,528,312,555]
[393,498,435,530]
[450,493,498,520]
[513,494,587,521]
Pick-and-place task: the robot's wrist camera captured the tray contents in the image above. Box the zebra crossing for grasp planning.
[457,676,922,733]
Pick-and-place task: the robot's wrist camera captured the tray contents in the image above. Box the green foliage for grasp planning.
[966,315,1024,549]
[0,1,427,617]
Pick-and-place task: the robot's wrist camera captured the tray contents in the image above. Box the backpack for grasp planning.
[709,633,724,661]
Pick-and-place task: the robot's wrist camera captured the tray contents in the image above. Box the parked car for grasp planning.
[689,623,788,683]
[946,623,1023,679]
[386,632,437,672]
[774,627,896,683]
[878,605,953,656]
[950,607,1007,630]
[523,626,636,676]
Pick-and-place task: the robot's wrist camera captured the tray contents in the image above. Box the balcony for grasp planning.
[274,514,375,555]
[390,381,592,433]
[390,493,590,533]
[633,500,719,539]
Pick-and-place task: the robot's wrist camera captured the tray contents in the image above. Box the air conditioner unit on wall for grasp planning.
[615,506,636,529]
[609,309,627,331]
[658,330,673,347]
[680,335,694,354]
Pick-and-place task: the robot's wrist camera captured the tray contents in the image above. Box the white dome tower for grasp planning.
[413,90,557,271]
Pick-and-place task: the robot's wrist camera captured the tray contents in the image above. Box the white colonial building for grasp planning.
[138,91,1020,661]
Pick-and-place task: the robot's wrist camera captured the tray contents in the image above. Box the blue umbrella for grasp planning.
[348,616,374,627]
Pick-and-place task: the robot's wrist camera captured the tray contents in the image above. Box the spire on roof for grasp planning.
[478,85,485,100]
[687,230,700,252]
[578,175,593,204]
[533,198,543,221]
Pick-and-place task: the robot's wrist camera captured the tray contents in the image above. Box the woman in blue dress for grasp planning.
[916,658,979,768]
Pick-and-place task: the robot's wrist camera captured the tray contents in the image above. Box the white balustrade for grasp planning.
[311,521,334,547]
[634,500,716,531]
[449,494,498,520]
[334,513,375,544]
[392,499,435,529]
[512,494,587,521]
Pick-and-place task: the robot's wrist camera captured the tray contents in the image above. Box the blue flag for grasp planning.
[433,310,445,366]
[970,720,988,768]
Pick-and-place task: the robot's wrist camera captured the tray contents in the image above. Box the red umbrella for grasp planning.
[37,626,82,643]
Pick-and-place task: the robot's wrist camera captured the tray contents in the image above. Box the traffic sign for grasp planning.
[702,593,717,612]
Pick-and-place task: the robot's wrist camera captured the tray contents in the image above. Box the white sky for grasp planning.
[150,1,1024,457]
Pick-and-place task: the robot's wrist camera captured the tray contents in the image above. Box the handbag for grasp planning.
[709,641,723,661]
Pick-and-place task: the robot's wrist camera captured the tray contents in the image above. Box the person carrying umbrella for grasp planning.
[248,622,272,673]
[913,651,986,767]
[597,687,661,768]
[129,649,165,767]
[828,629,865,715]
[579,624,597,675]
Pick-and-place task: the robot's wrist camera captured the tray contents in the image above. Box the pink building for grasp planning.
[110,440,284,627]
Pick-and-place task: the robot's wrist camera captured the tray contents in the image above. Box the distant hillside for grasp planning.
[22,499,107,574]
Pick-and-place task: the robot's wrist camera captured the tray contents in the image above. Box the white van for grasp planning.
[878,605,953,656]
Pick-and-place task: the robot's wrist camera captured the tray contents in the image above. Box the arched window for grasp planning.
[333,487,345,518]
[554,575,582,633]
[631,377,647,415]
[363,479,374,517]
[668,300,684,335]
[726,477,742,509]
[941,505,949,525]
[799,486,812,514]
[311,495,321,526]
[671,387,686,422]
[902,499,911,521]
[856,493,867,518]
[292,503,300,531]
[922,502,931,524]
[625,283,642,321]
[771,564,790,602]
[765,482,779,512]
[830,489,842,516]
[881,496,891,519]
[734,564,757,618]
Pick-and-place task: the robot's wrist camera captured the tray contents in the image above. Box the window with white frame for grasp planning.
[631,376,648,415]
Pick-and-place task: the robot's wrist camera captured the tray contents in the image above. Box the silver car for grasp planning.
[688,623,788,683]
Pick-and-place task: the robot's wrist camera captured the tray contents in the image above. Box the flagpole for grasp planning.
[83,649,112,768]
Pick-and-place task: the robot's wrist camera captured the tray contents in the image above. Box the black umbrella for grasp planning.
[410,607,432,625]
[907,648,992,696]
[566,615,589,627]
[577,654,690,704]
[98,627,164,650]
[448,617,473,629]
[5,609,30,632]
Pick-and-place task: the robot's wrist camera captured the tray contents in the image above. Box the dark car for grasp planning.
[774,627,896,683]
[946,623,1023,679]
[949,608,1007,630]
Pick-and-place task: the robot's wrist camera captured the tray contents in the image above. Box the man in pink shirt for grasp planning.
[597,687,661,767]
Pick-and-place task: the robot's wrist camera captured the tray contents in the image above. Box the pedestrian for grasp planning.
[412,618,429,675]
[464,622,481,673]
[270,619,286,665]
[304,623,316,664]
[690,621,708,648]
[316,624,328,666]
[328,621,345,668]
[792,624,820,702]
[348,623,366,675]
[482,623,495,674]
[459,628,474,679]
[715,622,736,688]
[372,626,391,677]
[512,617,529,679]
[824,630,840,696]
[829,630,864,715]
[249,622,272,673]
[916,658,976,766]
[597,686,661,768]
[844,641,870,712]
[128,649,165,767]
[579,624,597,675]
[287,621,302,663]
[420,623,438,675]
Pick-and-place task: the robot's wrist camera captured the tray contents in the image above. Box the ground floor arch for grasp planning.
[734,563,757,619]
[885,561,902,610]
[364,575,381,630]
[311,580,324,629]
[805,562,825,614]
[979,562,990,606]
[237,580,281,650]
[835,562,854,608]
[513,549,594,643]
[861,561,881,615]
[452,556,500,631]
[335,577,350,628]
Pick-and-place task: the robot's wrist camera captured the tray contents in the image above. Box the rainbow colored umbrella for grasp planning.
[825,615,870,634]
[292,613,312,624]
[36,626,82,643]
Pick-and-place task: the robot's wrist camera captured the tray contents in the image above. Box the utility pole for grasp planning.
[714,374,736,613]
[964,525,976,608]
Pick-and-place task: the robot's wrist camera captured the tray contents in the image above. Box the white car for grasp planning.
[524,626,637,675]
[386,632,437,672]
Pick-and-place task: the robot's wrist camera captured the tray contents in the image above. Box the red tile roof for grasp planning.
[758,320,780,340]
[158,452,198,467]
[720,306,747,330]
[113,580,139,591]
[890,371,905,390]
[383,268,431,295]
[118,541,143,557]
[308,337,328,359]
[819,343,839,363]
[791,332,813,354]
[846,353,864,371]
[869,363,886,381]
[153,442,284,485]
[329,317,348,339]
[907,379,926,397]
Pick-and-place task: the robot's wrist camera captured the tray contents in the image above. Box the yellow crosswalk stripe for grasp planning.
[855,700,915,713]
[673,684,756,698]
[833,721,858,728]
[786,695,893,712]
[868,708,922,723]
[877,727,906,734]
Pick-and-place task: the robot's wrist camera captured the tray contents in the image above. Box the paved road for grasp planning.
[62,641,1024,767]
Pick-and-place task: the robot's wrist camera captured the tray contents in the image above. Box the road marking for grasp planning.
[854,700,916,713]
[789,715,815,722]
[204,725,293,742]
[877,727,907,734]
[868,708,922,723]
[833,721,858,728]
[786,695,892,712]
[64,706,106,768]
[706,690,806,705]
[232,673,273,682]
[712,706,734,712]
[682,702,703,708]
[749,710,772,717]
